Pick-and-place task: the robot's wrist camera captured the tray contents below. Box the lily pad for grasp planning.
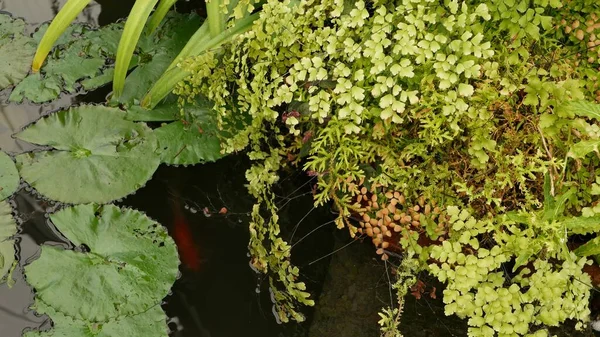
[15,105,160,204]
[24,302,169,337]
[0,151,19,201]
[0,13,36,90]
[0,200,17,283]
[24,204,179,322]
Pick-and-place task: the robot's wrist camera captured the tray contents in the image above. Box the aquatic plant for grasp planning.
[171,0,600,334]
[31,0,263,103]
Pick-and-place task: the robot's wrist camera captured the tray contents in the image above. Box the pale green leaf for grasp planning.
[563,215,600,234]
[0,200,17,283]
[113,0,160,99]
[0,14,36,89]
[574,236,600,257]
[568,140,600,159]
[24,204,179,322]
[32,0,92,72]
[15,105,160,204]
[558,100,600,121]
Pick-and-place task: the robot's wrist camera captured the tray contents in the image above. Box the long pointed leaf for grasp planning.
[207,0,226,38]
[146,0,178,35]
[141,13,259,108]
[31,0,91,72]
[112,0,159,99]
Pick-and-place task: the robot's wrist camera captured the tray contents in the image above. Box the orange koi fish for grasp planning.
[170,192,202,272]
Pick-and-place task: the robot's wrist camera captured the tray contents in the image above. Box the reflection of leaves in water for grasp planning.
[0,201,17,284]
[24,204,178,325]
[15,105,160,204]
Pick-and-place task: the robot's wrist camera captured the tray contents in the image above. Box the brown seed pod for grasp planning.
[394,191,401,199]
[573,20,580,28]
[390,198,398,206]
[373,238,381,246]
[376,248,384,255]
[381,254,389,261]
[413,205,420,212]
[359,221,366,228]
[398,194,406,205]
[361,187,367,195]
[565,26,572,33]
[377,219,384,227]
[576,29,585,40]
[357,228,363,234]
[385,230,392,237]
[382,241,390,249]
[366,227,374,237]
[387,204,396,214]
[373,227,381,234]
[393,213,402,221]
[371,194,378,202]
[384,215,392,224]
[385,191,394,199]
[372,202,379,209]
[370,218,378,226]
[424,204,431,215]
[418,196,425,207]
[394,224,402,232]
[363,214,371,222]
[381,208,389,216]
[412,213,421,221]
[412,220,420,227]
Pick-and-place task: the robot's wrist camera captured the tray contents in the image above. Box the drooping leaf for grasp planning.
[24,204,179,322]
[31,0,92,71]
[112,0,160,98]
[0,14,36,90]
[24,302,169,337]
[15,105,160,204]
[0,200,17,283]
[574,236,600,257]
[564,215,600,234]
[0,151,19,201]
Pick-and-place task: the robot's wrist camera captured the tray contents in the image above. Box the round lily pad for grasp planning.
[0,200,17,283]
[0,13,36,90]
[0,151,19,201]
[24,301,169,337]
[24,204,179,322]
[15,105,160,204]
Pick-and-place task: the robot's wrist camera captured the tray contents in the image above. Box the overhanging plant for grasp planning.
[31,0,263,102]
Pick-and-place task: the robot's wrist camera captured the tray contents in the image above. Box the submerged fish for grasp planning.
[169,191,203,272]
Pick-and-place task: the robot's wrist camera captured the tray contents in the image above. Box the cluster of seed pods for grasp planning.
[351,185,449,261]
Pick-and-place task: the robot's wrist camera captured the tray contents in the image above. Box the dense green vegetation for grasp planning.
[1,0,600,336]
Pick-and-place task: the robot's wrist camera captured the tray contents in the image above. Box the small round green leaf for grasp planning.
[0,151,19,201]
[15,105,160,204]
[24,301,169,337]
[25,204,179,322]
[0,200,17,283]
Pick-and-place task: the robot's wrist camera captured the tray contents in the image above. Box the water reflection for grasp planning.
[0,0,101,26]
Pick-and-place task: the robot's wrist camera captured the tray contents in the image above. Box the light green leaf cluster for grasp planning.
[429,206,592,337]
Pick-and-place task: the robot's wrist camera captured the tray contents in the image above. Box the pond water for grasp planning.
[0,1,336,336]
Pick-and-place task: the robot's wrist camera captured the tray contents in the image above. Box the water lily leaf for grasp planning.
[0,200,17,283]
[0,151,19,201]
[24,204,179,322]
[15,105,160,204]
[24,302,169,337]
[0,14,36,90]
[154,102,223,165]
[125,96,179,122]
[9,74,62,104]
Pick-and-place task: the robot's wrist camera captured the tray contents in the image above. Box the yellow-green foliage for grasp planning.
[175,0,600,334]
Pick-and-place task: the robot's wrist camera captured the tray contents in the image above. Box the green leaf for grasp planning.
[563,215,600,234]
[24,203,179,322]
[513,250,534,272]
[146,0,178,35]
[0,151,19,201]
[0,14,36,89]
[567,140,600,159]
[0,201,17,284]
[9,74,62,104]
[15,105,160,204]
[155,105,224,164]
[125,96,179,122]
[113,0,160,99]
[24,302,169,337]
[558,100,600,121]
[31,0,92,72]
[574,236,600,257]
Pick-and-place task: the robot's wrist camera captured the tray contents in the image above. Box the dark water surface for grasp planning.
[0,1,335,336]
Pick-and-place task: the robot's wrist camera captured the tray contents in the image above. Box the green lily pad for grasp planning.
[0,200,17,283]
[0,151,19,201]
[24,203,179,322]
[0,14,36,90]
[15,105,160,204]
[24,302,169,337]
[125,95,179,122]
